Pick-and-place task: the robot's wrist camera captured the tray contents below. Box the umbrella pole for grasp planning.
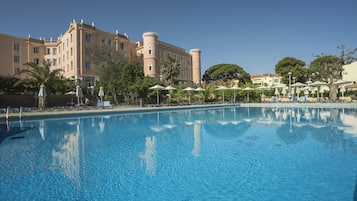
[157,90,159,104]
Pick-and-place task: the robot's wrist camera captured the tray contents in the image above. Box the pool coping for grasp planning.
[1,102,357,121]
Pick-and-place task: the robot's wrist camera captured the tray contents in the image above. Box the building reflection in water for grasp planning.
[52,119,82,187]
[139,136,157,176]
[192,121,202,157]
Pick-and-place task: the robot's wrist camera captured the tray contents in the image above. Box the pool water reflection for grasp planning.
[1,106,357,200]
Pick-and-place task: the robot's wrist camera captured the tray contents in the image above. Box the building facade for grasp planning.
[343,61,357,82]
[0,20,201,87]
[136,32,201,84]
[250,73,282,87]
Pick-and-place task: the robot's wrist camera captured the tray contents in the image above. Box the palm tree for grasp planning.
[161,56,180,85]
[15,60,65,94]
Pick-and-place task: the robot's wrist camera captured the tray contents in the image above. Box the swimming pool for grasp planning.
[1,106,357,200]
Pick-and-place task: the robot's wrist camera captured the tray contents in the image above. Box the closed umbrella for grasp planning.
[98,86,105,102]
[340,85,346,99]
[38,84,46,108]
[76,85,83,105]
[149,85,165,104]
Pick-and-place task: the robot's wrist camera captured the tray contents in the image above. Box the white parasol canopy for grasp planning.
[216,86,229,102]
[331,79,353,86]
[150,85,165,104]
[183,87,196,103]
[243,87,254,102]
[229,86,241,103]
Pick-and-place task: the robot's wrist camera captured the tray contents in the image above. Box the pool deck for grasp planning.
[1,102,357,120]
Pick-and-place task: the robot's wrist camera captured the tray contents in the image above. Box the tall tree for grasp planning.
[14,60,65,94]
[309,46,357,100]
[98,61,145,105]
[202,64,251,85]
[161,56,180,85]
[275,57,308,85]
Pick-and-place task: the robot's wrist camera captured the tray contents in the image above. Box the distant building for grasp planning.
[343,61,357,82]
[0,20,201,86]
[251,73,282,87]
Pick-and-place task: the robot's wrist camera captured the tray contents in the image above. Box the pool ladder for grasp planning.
[5,107,23,120]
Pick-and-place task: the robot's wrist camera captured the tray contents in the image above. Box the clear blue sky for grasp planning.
[1,0,356,76]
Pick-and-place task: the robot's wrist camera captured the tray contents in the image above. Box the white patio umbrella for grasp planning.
[243,87,254,102]
[296,87,301,99]
[65,91,76,105]
[291,82,306,88]
[229,86,241,103]
[340,85,346,99]
[281,87,287,97]
[38,84,46,108]
[165,85,176,103]
[76,85,83,105]
[149,85,165,104]
[274,87,280,96]
[195,87,205,92]
[257,86,270,101]
[309,81,328,100]
[165,85,177,91]
[98,86,105,102]
[183,87,195,103]
[216,86,229,102]
[194,87,205,102]
[331,79,353,86]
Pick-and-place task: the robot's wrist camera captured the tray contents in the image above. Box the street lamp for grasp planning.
[288,72,292,91]
[288,72,292,99]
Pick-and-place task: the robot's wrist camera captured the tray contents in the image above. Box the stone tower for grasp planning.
[142,32,158,78]
[190,49,201,85]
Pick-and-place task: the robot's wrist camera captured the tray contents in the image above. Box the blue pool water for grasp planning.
[1,106,357,201]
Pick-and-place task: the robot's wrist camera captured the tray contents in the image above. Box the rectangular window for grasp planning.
[120,43,124,49]
[47,48,51,55]
[53,59,57,65]
[71,61,73,70]
[34,58,39,64]
[85,48,91,55]
[53,48,57,55]
[47,59,51,64]
[85,61,91,69]
[33,47,39,53]
[14,67,20,74]
[71,48,73,56]
[85,34,92,42]
[13,43,20,51]
[14,55,20,63]
[70,34,72,43]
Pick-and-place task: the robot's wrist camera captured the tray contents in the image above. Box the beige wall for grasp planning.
[0,33,46,77]
[343,61,357,82]
[139,32,201,84]
[0,21,201,85]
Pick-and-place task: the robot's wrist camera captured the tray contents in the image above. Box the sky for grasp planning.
[1,0,356,76]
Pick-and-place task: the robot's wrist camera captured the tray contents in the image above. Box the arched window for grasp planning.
[148,47,152,55]
[148,63,152,71]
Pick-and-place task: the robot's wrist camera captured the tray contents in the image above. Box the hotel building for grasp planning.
[0,20,201,87]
